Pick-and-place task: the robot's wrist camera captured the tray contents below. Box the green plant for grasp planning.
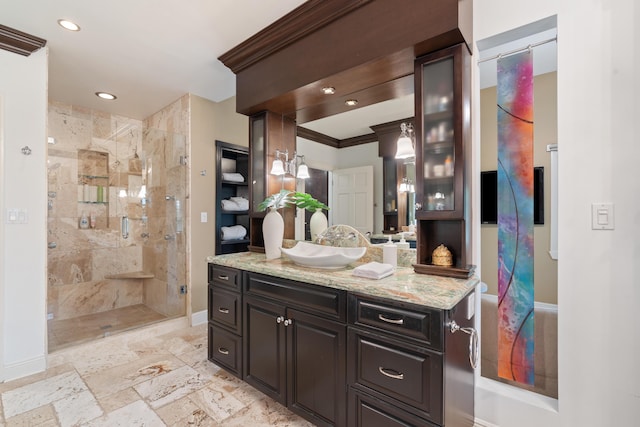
[257,190,329,212]
[257,189,294,211]
[292,191,329,211]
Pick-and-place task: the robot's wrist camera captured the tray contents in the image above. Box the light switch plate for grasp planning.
[200,212,207,223]
[591,203,614,230]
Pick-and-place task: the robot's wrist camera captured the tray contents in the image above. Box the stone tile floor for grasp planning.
[47,304,168,353]
[1,318,314,426]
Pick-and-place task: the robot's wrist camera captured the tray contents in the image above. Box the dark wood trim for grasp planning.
[219,0,371,74]
[0,25,46,57]
[297,125,378,149]
[340,133,377,148]
[296,126,340,148]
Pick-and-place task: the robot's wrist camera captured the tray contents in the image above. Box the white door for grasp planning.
[330,166,374,235]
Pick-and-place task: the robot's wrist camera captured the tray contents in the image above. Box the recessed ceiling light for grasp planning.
[57,19,80,32]
[95,92,117,100]
[345,99,358,106]
[322,87,336,95]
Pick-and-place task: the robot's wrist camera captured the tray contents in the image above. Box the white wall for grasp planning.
[0,47,48,381]
[473,0,640,426]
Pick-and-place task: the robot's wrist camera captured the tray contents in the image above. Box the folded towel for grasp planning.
[222,172,245,182]
[221,198,249,211]
[352,262,395,280]
[220,225,247,241]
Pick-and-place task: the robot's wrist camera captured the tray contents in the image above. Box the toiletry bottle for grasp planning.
[396,233,410,249]
[90,211,96,229]
[79,212,89,229]
[382,235,397,268]
[444,155,453,176]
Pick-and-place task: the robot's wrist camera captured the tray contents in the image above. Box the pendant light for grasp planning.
[394,122,415,159]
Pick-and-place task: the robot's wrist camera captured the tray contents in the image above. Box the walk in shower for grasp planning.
[46,100,188,351]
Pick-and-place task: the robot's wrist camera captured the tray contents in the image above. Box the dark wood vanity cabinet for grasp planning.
[207,264,475,427]
[207,264,243,377]
[243,272,348,427]
[347,293,475,427]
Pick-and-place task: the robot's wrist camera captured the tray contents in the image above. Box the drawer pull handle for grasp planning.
[218,347,229,355]
[218,275,229,281]
[218,307,230,314]
[276,316,284,324]
[378,366,404,380]
[378,314,404,325]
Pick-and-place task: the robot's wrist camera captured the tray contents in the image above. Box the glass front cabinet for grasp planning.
[414,43,473,277]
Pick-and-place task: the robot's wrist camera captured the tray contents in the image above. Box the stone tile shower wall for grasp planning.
[142,95,189,317]
[47,97,188,321]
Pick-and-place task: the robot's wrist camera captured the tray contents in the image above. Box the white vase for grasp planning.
[263,207,284,260]
[309,208,328,242]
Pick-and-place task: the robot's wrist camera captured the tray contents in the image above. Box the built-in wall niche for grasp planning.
[77,149,109,229]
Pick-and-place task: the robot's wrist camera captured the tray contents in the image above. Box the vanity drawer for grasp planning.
[348,327,443,424]
[349,294,442,349]
[208,324,242,378]
[245,272,346,321]
[208,264,241,292]
[348,388,439,427]
[209,286,241,335]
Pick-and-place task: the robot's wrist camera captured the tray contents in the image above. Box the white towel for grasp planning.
[221,198,249,211]
[222,172,245,182]
[220,225,247,241]
[352,262,395,280]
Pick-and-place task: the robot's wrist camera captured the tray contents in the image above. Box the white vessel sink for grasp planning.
[281,241,366,269]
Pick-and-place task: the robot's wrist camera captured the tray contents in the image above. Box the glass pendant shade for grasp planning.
[270,159,285,175]
[296,163,310,179]
[395,136,415,159]
[395,123,415,159]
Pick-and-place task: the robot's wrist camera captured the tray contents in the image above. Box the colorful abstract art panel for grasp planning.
[497,50,535,385]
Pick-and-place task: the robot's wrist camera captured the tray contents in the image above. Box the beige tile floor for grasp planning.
[48,305,169,352]
[1,318,315,426]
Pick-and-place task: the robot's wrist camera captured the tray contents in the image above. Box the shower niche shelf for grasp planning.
[77,149,110,228]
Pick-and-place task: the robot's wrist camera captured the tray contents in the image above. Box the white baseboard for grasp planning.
[474,418,500,427]
[191,309,207,326]
[2,355,47,383]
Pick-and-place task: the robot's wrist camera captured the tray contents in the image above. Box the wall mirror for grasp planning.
[293,93,415,238]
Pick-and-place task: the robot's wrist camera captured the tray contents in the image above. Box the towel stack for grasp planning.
[352,262,395,280]
[220,225,247,241]
[221,196,249,212]
[222,172,245,182]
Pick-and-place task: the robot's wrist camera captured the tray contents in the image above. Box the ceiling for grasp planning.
[1,1,556,141]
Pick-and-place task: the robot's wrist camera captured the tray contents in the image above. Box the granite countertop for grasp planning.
[207,251,478,310]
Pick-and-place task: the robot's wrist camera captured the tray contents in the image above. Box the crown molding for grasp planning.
[0,25,46,56]
[219,0,370,73]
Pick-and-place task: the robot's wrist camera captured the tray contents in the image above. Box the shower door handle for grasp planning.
[121,216,129,239]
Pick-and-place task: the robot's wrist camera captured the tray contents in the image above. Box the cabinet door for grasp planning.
[287,308,347,427]
[243,295,286,404]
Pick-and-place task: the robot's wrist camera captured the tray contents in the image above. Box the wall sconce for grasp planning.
[270,149,310,179]
[394,122,415,159]
[398,178,415,193]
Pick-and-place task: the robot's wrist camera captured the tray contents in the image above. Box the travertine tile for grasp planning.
[52,390,102,427]
[1,371,87,418]
[133,365,211,408]
[154,396,211,426]
[2,404,58,427]
[82,400,164,427]
[84,354,185,398]
[94,388,140,414]
[188,384,248,423]
[221,398,315,427]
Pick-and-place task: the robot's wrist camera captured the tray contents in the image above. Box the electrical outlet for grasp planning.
[47,313,54,320]
[180,285,187,294]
